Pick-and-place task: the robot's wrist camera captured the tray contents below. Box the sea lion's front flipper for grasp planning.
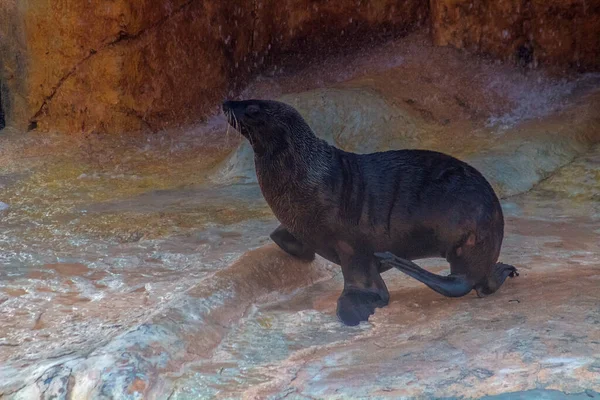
[270,224,315,262]
[336,289,384,326]
[375,252,473,298]
[336,253,390,326]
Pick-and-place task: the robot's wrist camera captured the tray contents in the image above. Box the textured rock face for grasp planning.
[0,0,427,133]
[2,0,598,135]
[0,0,27,129]
[431,0,600,70]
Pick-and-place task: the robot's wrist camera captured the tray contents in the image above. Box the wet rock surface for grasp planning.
[1,35,599,398]
[172,145,600,399]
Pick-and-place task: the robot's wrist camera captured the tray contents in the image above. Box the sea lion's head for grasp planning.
[222,99,314,154]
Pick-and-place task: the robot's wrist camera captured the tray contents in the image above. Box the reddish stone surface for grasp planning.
[0,0,427,134]
[431,0,600,70]
[2,0,598,135]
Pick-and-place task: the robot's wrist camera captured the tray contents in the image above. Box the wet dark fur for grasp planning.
[223,99,518,326]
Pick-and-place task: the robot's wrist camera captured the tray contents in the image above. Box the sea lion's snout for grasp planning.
[222,100,236,114]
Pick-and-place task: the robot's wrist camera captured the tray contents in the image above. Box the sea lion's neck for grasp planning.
[254,132,332,232]
[254,131,329,182]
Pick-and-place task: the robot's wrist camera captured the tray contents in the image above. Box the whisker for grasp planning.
[233,113,240,132]
[225,116,230,147]
[232,112,252,146]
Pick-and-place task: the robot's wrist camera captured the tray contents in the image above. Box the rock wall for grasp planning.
[0,0,427,133]
[0,0,28,130]
[430,0,600,69]
[1,0,599,135]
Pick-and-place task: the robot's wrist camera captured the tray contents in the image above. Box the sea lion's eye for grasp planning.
[246,104,260,117]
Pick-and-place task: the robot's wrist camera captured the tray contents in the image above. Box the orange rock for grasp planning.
[46,262,90,276]
[128,377,147,394]
[3,0,597,135]
[431,0,600,70]
[0,0,427,134]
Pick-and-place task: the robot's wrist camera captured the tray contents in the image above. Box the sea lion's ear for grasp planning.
[245,104,261,117]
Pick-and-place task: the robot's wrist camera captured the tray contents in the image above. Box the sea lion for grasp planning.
[223,99,519,326]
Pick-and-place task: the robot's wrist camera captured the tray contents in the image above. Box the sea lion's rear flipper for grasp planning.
[270,224,316,262]
[375,252,473,298]
[474,262,519,298]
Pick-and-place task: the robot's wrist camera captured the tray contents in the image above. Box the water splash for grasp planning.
[486,73,600,130]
